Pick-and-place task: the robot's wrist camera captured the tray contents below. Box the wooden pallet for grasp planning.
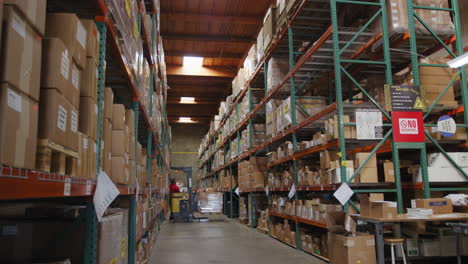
[257,227,269,234]
[36,139,79,176]
[239,218,249,225]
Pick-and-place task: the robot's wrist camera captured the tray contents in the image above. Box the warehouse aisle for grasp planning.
[150,221,325,264]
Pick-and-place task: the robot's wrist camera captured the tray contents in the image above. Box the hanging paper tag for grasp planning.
[288,184,296,199]
[333,183,354,206]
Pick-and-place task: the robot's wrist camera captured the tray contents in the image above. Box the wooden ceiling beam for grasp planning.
[164,50,244,59]
[166,65,236,78]
[161,12,261,25]
[162,34,254,43]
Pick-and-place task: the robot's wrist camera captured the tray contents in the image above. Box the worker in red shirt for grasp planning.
[169,178,180,195]
[169,178,180,222]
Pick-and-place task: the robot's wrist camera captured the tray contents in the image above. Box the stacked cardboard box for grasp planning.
[111,104,130,184]
[270,219,296,246]
[98,209,129,264]
[324,115,357,139]
[301,230,328,258]
[263,5,277,53]
[258,210,269,230]
[0,3,46,169]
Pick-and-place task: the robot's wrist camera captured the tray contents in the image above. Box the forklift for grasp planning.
[170,167,207,222]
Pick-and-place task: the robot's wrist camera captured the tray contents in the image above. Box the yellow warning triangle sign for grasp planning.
[413,97,426,111]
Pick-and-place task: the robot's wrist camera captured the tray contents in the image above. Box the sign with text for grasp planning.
[385,84,427,112]
[392,111,425,142]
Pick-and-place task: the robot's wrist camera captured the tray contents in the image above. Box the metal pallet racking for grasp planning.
[197,0,468,260]
[0,1,171,263]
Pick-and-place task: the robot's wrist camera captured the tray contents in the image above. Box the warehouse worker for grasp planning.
[169,178,180,195]
[169,179,180,222]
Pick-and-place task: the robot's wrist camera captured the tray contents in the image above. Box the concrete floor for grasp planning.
[150,221,326,264]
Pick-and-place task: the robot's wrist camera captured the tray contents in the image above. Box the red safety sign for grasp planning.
[391,111,425,142]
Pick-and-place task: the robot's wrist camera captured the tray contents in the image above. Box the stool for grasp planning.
[384,238,407,264]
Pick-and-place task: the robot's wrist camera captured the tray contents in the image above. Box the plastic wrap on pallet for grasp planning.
[232,68,247,97]
[198,192,223,213]
[383,0,454,35]
[257,27,264,63]
[266,99,282,137]
[244,44,258,80]
[267,57,289,92]
[282,96,327,129]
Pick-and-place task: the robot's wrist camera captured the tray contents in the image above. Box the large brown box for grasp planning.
[104,87,114,121]
[45,13,87,69]
[98,209,129,264]
[80,19,99,64]
[111,130,128,157]
[66,106,79,152]
[38,89,69,147]
[79,97,98,141]
[328,232,376,264]
[80,58,98,99]
[263,6,277,50]
[0,7,41,101]
[111,156,129,184]
[4,0,46,36]
[112,104,126,130]
[0,84,38,169]
[41,38,78,107]
[125,109,135,135]
[415,198,453,214]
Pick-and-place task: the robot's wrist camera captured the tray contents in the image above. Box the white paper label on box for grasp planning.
[76,20,87,49]
[367,239,375,246]
[356,110,383,140]
[288,184,296,199]
[344,240,355,247]
[96,67,99,79]
[93,172,120,222]
[71,110,78,133]
[109,153,112,161]
[83,138,88,149]
[2,225,18,236]
[72,66,79,89]
[86,180,92,195]
[143,211,147,228]
[235,188,240,196]
[57,105,68,132]
[64,178,71,196]
[61,50,70,80]
[333,183,354,206]
[94,104,98,114]
[12,14,26,39]
[7,89,22,113]
[94,143,98,153]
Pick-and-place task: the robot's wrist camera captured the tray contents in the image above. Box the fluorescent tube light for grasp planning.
[447,52,468,68]
[183,56,203,67]
[180,97,196,104]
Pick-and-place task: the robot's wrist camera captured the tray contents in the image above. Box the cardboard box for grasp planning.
[112,104,126,130]
[383,160,395,182]
[0,6,41,101]
[414,198,453,214]
[354,152,377,168]
[41,38,80,108]
[419,236,441,257]
[359,194,397,219]
[38,89,68,146]
[80,19,99,64]
[0,84,38,169]
[328,232,376,264]
[79,97,98,140]
[104,88,114,121]
[66,106,79,152]
[80,58,98,99]
[263,6,277,50]
[111,156,129,184]
[4,0,46,36]
[125,109,135,135]
[111,130,128,157]
[98,209,129,264]
[320,150,340,169]
[45,13,87,69]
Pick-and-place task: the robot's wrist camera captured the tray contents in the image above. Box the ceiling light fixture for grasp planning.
[180,97,196,104]
[178,117,196,123]
[447,52,468,68]
[183,56,203,67]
